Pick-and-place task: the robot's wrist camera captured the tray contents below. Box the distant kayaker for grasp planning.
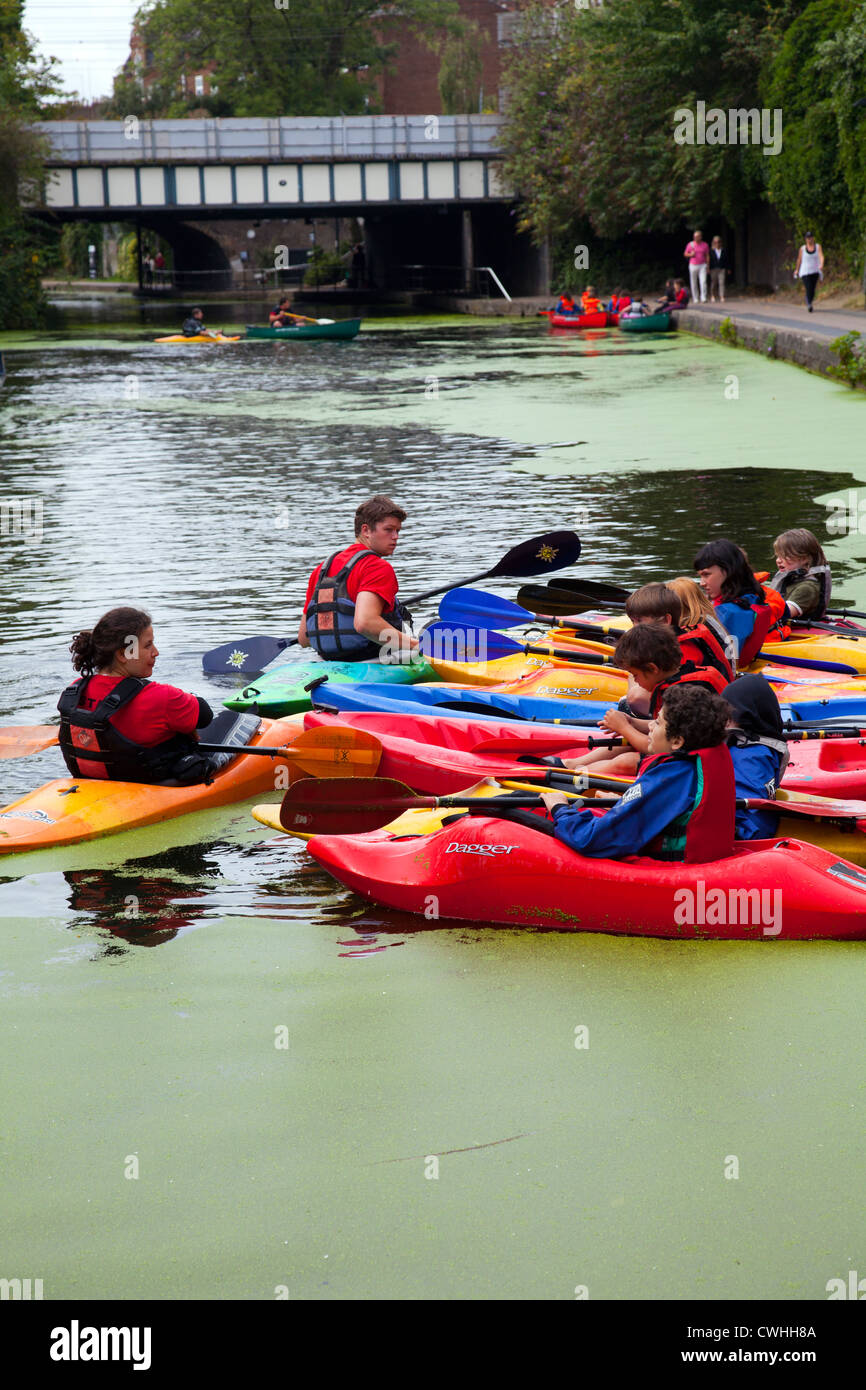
[181,307,217,339]
[607,288,631,314]
[581,285,602,314]
[619,295,650,319]
[694,539,775,668]
[58,607,221,784]
[269,296,294,326]
[724,674,788,840]
[767,528,831,620]
[540,684,735,862]
[299,495,420,662]
[554,292,577,314]
[794,233,824,312]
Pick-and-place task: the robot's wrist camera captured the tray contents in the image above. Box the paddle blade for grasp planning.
[551,576,630,603]
[0,725,60,759]
[438,588,533,630]
[202,636,293,675]
[281,776,426,835]
[287,726,382,778]
[419,621,519,663]
[489,530,581,580]
[516,585,601,618]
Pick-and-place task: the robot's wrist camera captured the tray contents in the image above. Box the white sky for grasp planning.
[23,0,142,102]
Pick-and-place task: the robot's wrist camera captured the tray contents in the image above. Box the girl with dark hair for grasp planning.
[693,539,775,668]
[58,608,217,784]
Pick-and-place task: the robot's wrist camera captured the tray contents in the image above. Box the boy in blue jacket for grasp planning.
[541,684,735,862]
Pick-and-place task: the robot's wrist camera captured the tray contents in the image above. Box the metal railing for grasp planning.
[35,115,505,164]
[399,264,511,297]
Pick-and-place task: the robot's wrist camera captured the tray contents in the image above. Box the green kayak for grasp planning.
[223,654,436,716]
[618,313,675,333]
[245,319,361,341]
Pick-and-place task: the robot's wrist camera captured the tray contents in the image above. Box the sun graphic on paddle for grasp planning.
[227,649,249,668]
[536,544,559,563]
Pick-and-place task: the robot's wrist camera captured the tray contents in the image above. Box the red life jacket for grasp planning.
[582,295,602,313]
[558,295,576,312]
[642,743,736,863]
[678,621,734,682]
[648,661,730,718]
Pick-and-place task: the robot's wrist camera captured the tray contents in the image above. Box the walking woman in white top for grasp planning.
[794,233,824,312]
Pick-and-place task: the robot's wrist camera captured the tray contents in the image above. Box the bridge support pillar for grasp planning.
[461,209,474,295]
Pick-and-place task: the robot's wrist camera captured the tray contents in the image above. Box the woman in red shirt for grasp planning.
[58,607,216,782]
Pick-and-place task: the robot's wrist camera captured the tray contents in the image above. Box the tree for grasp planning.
[108,0,460,119]
[0,0,63,328]
[499,0,813,245]
[438,20,483,115]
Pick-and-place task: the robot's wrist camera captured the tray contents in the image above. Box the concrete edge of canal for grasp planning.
[672,307,852,384]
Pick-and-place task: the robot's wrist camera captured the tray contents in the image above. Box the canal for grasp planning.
[1,304,864,1299]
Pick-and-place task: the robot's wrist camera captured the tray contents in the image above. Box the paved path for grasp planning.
[680,297,866,341]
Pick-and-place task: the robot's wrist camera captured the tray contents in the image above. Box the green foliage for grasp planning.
[828,331,866,388]
[500,0,794,246]
[719,316,741,347]
[0,1,64,327]
[766,329,777,356]
[107,0,459,119]
[438,20,482,115]
[58,222,103,277]
[116,232,139,283]
[304,241,352,286]
[762,0,859,266]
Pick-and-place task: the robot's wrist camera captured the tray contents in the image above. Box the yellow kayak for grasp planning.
[153,334,241,344]
[426,649,628,699]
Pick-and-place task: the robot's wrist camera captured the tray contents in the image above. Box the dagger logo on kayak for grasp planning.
[445,842,516,856]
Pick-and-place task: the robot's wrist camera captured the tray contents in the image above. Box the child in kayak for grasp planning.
[57,607,220,784]
[694,538,775,667]
[767,528,831,620]
[555,292,577,314]
[723,674,788,839]
[607,288,631,314]
[548,621,729,780]
[619,295,649,319]
[581,285,602,313]
[541,684,735,862]
[627,580,735,682]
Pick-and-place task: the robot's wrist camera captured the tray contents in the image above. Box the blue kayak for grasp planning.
[310,678,866,726]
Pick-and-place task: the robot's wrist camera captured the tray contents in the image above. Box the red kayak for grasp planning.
[307,817,866,939]
[548,311,614,329]
[305,709,866,804]
[304,710,584,793]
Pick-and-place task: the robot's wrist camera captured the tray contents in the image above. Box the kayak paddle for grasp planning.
[438,588,536,630]
[0,725,60,759]
[516,584,624,618]
[418,621,620,667]
[201,529,582,674]
[0,723,380,775]
[279,775,592,835]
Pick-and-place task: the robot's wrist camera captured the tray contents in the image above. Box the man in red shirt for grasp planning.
[298,496,419,661]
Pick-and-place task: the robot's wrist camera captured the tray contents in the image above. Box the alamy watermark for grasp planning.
[1,496,43,546]
[673,101,782,157]
[674,882,782,936]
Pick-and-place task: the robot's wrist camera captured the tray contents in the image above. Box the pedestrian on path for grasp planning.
[709,236,730,302]
[684,228,710,303]
[794,233,824,312]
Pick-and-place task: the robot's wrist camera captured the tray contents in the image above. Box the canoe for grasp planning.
[618,314,675,333]
[223,654,436,717]
[153,334,241,344]
[245,319,361,341]
[0,712,306,855]
[307,818,866,939]
[548,311,613,329]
